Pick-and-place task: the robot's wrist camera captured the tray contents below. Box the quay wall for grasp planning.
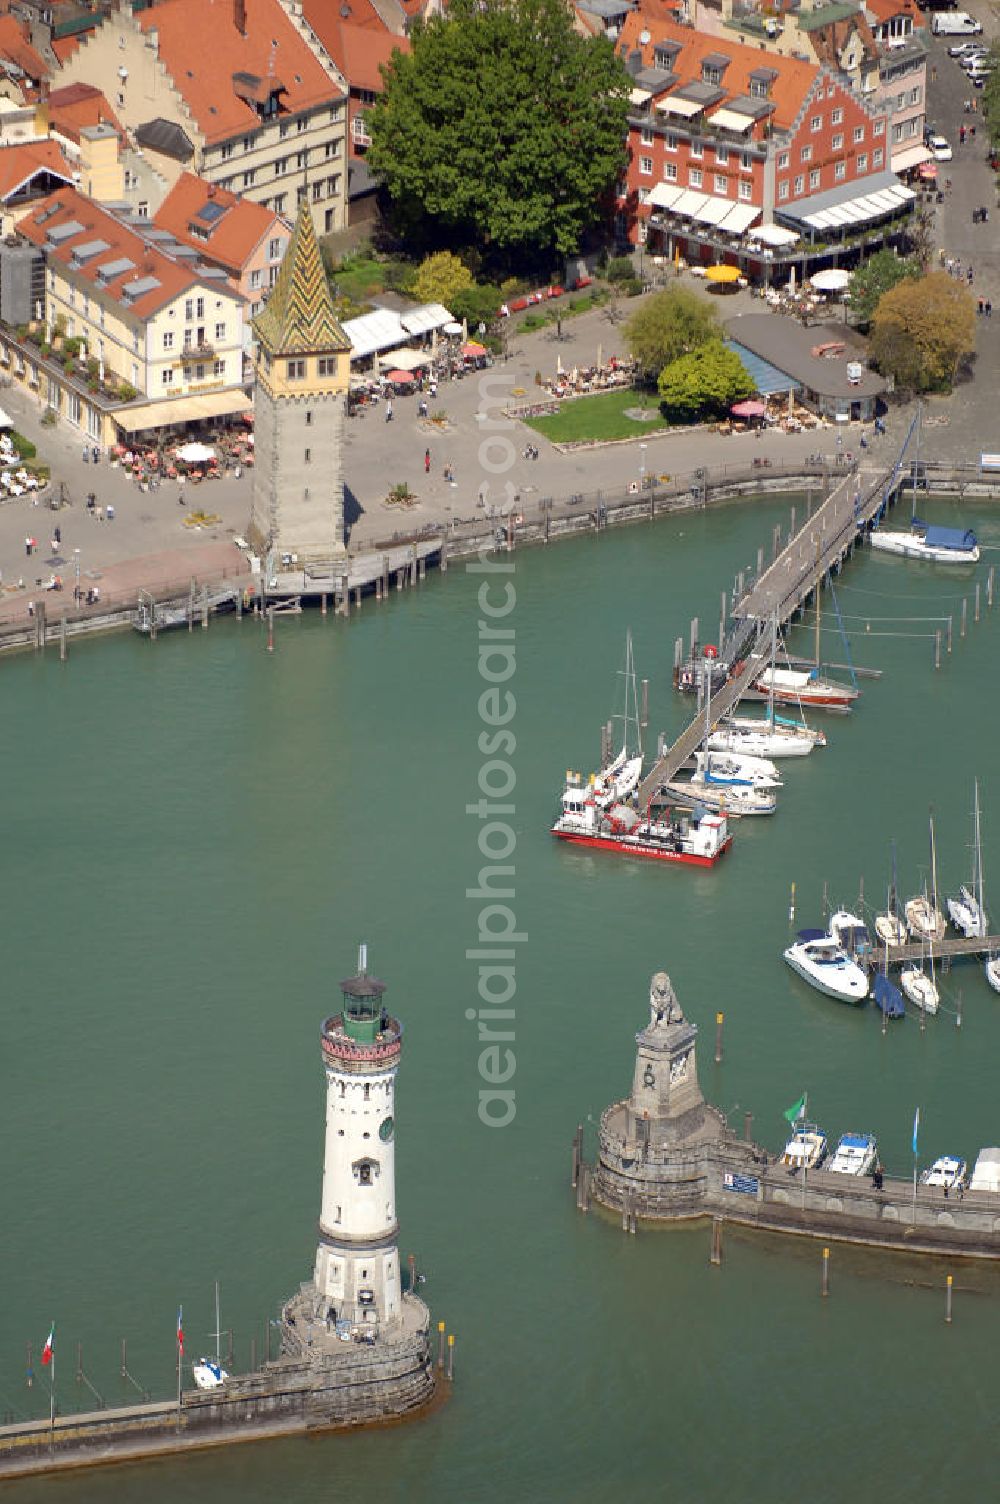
[0,1325,435,1480]
[592,1102,1000,1261]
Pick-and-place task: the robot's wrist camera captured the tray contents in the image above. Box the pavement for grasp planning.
[1,34,997,603]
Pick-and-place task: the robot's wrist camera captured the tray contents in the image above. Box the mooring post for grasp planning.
[975,582,981,623]
[719,590,727,647]
[987,564,994,608]
[757,545,764,576]
[571,1125,582,1189]
[188,577,195,632]
[689,616,699,657]
[945,1274,953,1324]
[710,1216,723,1266]
[640,679,649,734]
[354,587,361,611]
[59,614,66,662]
[673,636,683,689]
[120,1339,127,1379]
[715,1010,724,1064]
[419,556,426,582]
[737,569,745,599]
[320,592,327,616]
[947,615,953,655]
[201,586,209,629]
[961,598,968,638]
[576,1163,591,1212]
[956,990,963,1030]
[36,599,46,652]
[437,1321,446,1370]
[250,1336,257,1373]
[396,568,404,592]
[441,538,449,574]
[790,504,796,538]
[744,1111,753,1142]
[935,629,941,670]
[267,605,275,654]
[446,1333,455,1382]
[621,1190,631,1233]
[410,545,418,586]
[26,1341,33,1389]
[772,523,781,562]
[821,1246,830,1297]
[407,1252,416,1294]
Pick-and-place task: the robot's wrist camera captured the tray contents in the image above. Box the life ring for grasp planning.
[703,644,719,659]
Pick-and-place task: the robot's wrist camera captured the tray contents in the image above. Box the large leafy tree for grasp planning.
[411,251,473,306]
[368,0,631,264]
[848,250,920,329]
[981,44,1000,144]
[869,273,975,393]
[657,341,754,422]
[624,288,720,382]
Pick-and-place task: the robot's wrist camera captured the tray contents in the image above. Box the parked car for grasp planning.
[949,40,985,56]
[928,135,953,162]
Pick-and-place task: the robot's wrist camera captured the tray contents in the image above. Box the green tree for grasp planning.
[368,0,631,264]
[411,251,473,306]
[869,272,975,394]
[848,250,921,328]
[449,282,502,327]
[980,44,1000,144]
[624,287,720,382]
[656,341,753,422]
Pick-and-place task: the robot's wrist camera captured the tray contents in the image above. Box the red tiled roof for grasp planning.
[301,0,409,94]
[0,16,49,82]
[618,13,819,132]
[865,0,926,29]
[0,140,74,202]
[19,186,235,320]
[51,35,83,65]
[48,82,124,145]
[154,171,288,274]
[135,0,344,147]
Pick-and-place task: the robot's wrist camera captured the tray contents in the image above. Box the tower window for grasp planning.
[304,448,311,463]
[286,358,305,379]
[363,1084,370,1101]
[305,410,312,425]
[359,1164,372,1185]
[336,1205,341,1222]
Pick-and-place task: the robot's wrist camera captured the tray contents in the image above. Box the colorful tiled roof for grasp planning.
[48,82,124,145]
[135,0,344,147]
[252,196,349,354]
[0,141,75,203]
[618,13,819,132]
[0,17,50,82]
[154,171,289,276]
[302,0,409,94]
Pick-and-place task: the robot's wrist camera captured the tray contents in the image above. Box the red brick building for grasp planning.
[617,16,914,268]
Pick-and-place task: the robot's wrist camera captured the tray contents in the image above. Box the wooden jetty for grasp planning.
[637,455,904,809]
[866,934,1000,967]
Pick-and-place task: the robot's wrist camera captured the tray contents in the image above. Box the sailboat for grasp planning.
[874,841,908,948]
[709,616,827,756]
[900,937,940,1015]
[747,581,858,711]
[904,813,946,942]
[948,780,988,938]
[192,1282,230,1391]
[558,631,644,814]
[666,666,777,815]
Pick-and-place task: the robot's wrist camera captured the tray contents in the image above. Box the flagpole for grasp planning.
[177,1306,183,1422]
[49,1338,55,1445]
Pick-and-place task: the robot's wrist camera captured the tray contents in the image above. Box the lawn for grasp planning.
[524,388,670,443]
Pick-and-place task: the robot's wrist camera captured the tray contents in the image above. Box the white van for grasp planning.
[932,12,983,35]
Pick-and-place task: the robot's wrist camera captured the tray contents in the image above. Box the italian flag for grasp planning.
[41,1324,54,1367]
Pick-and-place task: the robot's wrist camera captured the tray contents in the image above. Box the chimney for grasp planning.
[207,183,216,197]
[234,0,247,36]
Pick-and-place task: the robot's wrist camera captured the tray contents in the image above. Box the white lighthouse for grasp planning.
[311,945,402,1330]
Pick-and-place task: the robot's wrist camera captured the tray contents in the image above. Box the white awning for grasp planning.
[649,182,683,209]
[891,143,933,172]
[671,189,710,218]
[716,203,760,234]
[630,86,652,105]
[894,183,916,203]
[377,347,430,372]
[342,308,407,360]
[0,405,13,428]
[656,96,703,118]
[708,107,754,133]
[400,303,452,337]
[695,196,736,226]
[782,171,916,233]
[113,388,250,434]
[749,223,800,247]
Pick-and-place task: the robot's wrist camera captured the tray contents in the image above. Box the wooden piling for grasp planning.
[772,523,781,562]
[961,598,968,638]
[436,1321,446,1370]
[987,564,994,608]
[640,679,649,734]
[744,1111,753,1142]
[441,538,449,573]
[418,557,426,581]
[59,615,66,662]
[975,582,981,623]
[36,600,46,651]
[935,629,941,670]
[737,569,745,599]
[446,1333,455,1381]
[396,569,404,592]
[790,504,796,538]
[320,593,327,616]
[189,577,195,631]
[719,590,727,647]
[201,586,208,629]
[410,545,418,586]
[710,1216,722,1266]
[576,1163,591,1212]
[407,1252,416,1293]
[945,1273,953,1324]
[250,1337,257,1373]
[756,546,764,577]
[267,605,274,653]
[822,1246,830,1297]
[354,587,361,610]
[571,1125,582,1189]
[689,616,699,656]
[673,636,683,689]
[947,615,953,654]
[714,1010,724,1064]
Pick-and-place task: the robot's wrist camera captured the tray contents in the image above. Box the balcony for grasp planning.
[182,341,215,360]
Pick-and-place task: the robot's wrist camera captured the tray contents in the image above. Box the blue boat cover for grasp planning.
[841,1133,875,1149]
[873,972,905,1018]
[912,519,978,551]
[796,928,827,941]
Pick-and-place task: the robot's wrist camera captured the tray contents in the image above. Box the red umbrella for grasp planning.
[386,369,416,384]
[461,342,487,357]
[731,399,767,418]
[241,411,254,424]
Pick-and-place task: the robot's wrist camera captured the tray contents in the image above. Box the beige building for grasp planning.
[55,0,349,233]
[13,183,246,443]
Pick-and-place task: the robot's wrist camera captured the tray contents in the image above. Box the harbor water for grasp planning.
[5,492,1000,1501]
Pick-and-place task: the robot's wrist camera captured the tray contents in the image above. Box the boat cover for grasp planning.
[796,928,827,941]
[873,972,905,1018]
[913,520,978,551]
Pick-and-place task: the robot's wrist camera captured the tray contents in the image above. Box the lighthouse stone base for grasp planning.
[278,1286,435,1426]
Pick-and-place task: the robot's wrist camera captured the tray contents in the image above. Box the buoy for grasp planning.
[703,644,719,659]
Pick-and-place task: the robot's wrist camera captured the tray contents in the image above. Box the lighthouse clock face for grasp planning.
[379,1116,394,1142]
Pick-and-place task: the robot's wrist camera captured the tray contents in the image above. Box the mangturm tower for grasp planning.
[280,946,434,1428]
[247,197,351,565]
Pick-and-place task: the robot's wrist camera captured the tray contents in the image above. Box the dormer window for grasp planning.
[750,78,770,99]
[703,66,721,86]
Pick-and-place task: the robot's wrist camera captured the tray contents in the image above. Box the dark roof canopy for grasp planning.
[135,118,194,161]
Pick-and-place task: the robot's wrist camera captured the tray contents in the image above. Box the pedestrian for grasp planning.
[106,504,115,522]
[24,534,31,556]
[385,400,393,423]
[931,65,936,82]
[50,535,59,554]
[26,599,33,617]
[970,125,976,140]
[987,299,993,318]
[960,125,966,145]
[968,266,974,285]
[979,297,985,316]
[424,448,431,474]
[95,504,104,522]
[54,525,61,545]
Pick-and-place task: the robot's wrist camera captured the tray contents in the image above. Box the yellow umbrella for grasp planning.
[705,264,741,284]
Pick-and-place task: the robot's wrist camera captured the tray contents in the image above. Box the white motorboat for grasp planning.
[828,909,872,959]
[193,1282,230,1392]
[783,928,869,1003]
[552,793,732,867]
[986,955,1000,994]
[947,780,988,938]
[666,773,777,816]
[869,519,980,565]
[780,1124,828,1170]
[827,1133,878,1177]
[698,749,782,789]
[920,1156,967,1190]
[900,964,940,1014]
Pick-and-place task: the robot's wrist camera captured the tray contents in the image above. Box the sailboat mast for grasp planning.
[814,540,822,670]
[214,1281,221,1364]
[769,613,777,730]
[929,809,939,922]
[975,779,985,930]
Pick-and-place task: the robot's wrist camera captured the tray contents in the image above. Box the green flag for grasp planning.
[783,1093,806,1125]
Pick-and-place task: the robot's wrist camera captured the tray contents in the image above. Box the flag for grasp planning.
[41,1324,54,1367]
[176,1307,184,1356]
[783,1093,807,1125]
[912,1107,920,1157]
